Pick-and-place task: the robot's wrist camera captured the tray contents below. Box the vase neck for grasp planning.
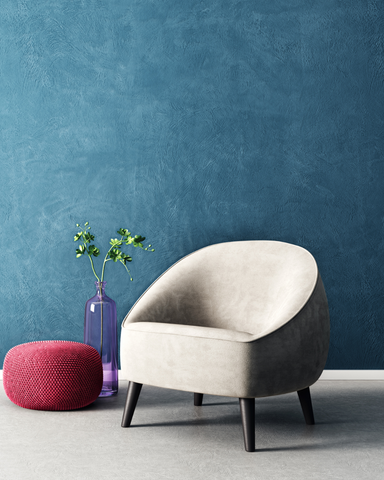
[95,281,106,298]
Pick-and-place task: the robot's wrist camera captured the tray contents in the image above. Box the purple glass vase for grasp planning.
[84,281,118,397]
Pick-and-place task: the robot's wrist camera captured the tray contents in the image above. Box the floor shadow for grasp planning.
[202,401,238,407]
[130,415,241,429]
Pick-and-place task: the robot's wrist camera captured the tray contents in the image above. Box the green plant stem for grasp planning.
[88,256,102,359]
[101,255,111,283]
[100,235,124,282]
[88,256,100,282]
[100,290,103,360]
[121,262,133,281]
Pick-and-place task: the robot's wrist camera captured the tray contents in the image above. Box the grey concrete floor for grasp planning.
[1,380,383,480]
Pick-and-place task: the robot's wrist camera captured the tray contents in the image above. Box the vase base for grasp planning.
[99,389,118,397]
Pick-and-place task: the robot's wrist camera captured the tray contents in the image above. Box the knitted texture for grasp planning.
[3,341,103,410]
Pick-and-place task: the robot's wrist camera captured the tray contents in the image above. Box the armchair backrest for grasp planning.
[123,240,320,337]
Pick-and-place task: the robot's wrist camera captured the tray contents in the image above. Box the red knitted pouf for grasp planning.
[3,341,103,411]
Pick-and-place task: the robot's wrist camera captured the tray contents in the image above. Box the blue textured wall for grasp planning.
[1,1,383,369]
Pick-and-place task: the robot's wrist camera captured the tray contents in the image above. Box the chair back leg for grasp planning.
[297,387,315,425]
[194,393,204,406]
[121,381,143,427]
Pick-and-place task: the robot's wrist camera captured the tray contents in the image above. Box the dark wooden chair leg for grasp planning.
[239,398,255,452]
[121,381,143,427]
[297,387,315,425]
[194,393,203,406]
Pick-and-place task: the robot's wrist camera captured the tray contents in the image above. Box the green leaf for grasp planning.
[121,253,132,264]
[117,228,130,236]
[110,238,122,247]
[88,245,100,257]
[108,248,122,262]
[83,233,94,243]
[76,246,85,256]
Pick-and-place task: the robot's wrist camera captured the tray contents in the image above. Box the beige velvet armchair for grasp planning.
[120,240,330,451]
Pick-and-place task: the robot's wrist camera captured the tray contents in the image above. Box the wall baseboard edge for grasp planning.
[319,370,384,380]
[1,370,384,382]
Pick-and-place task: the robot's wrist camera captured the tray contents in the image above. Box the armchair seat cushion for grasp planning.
[121,321,255,398]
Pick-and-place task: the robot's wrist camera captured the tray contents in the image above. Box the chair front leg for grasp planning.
[121,381,143,427]
[297,387,315,425]
[239,398,255,452]
[194,393,204,406]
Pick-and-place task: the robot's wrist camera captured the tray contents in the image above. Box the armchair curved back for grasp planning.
[123,240,320,337]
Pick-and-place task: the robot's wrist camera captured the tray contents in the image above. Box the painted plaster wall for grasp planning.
[1,1,383,368]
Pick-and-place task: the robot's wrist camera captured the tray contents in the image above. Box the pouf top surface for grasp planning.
[9,340,98,359]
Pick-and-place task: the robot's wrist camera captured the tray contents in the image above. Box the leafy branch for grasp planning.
[74,222,154,283]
